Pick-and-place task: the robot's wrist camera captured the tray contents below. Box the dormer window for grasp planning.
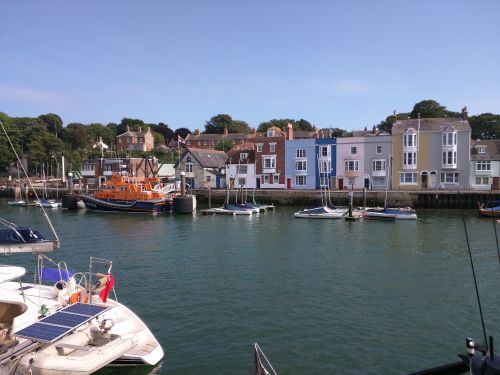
[478,146,486,154]
[267,129,275,137]
[240,153,248,161]
[404,129,417,147]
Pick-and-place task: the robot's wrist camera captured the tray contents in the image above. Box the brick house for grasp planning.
[254,126,286,189]
[186,128,258,150]
[116,126,154,152]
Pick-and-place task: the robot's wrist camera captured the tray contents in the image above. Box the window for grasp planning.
[203,140,207,145]
[263,157,276,169]
[185,163,193,173]
[319,161,331,173]
[269,143,276,152]
[372,159,386,172]
[206,175,211,182]
[127,138,131,143]
[296,149,306,158]
[476,177,489,185]
[295,175,307,186]
[263,175,269,183]
[256,144,263,152]
[404,132,417,147]
[442,132,457,146]
[348,177,355,186]
[197,141,201,145]
[267,129,275,137]
[273,174,279,183]
[442,151,457,166]
[477,146,486,154]
[345,160,359,171]
[240,153,248,160]
[237,165,248,174]
[320,176,328,186]
[238,177,246,186]
[403,152,417,167]
[441,172,459,184]
[82,164,95,171]
[104,164,113,171]
[295,160,307,171]
[400,172,417,184]
[372,177,385,186]
[376,145,382,154]
[320,146,329,157]
[477,161,491,171]
[351,146,357,155]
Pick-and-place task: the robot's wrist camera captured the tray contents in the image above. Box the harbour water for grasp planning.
[2,200,500,374]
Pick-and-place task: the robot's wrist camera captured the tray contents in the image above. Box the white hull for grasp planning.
[294,206,348,219]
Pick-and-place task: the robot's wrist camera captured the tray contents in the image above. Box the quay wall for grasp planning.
[1,187,499,209]
[192,189,500,209]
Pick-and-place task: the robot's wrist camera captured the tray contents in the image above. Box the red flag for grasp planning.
[99,274,114,303]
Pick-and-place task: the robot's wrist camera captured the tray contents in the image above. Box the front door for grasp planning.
[364,178,370,189]
[493,177,499,190]
[339,178,344,190]
[216,175,221,189]
[286,178,291,189]
[421,174,428,189]
[256,178,261,189]
[429,172,437,189]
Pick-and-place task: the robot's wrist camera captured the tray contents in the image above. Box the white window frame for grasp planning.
[475,177,489,185]
[273,174,279,183]
[372,159,386,172]
[320,145,330,157]
[263,175,269,184]
[295,160,307,171]
[256,144,263,152]
[476,161,491,171]
[238,177,246,186]
[440,172,459,184]
[345,160,359,171]
[296,149,306,158]
[400,172,417,184]
[295,175,306,186]
[319,160,331,173]
[376,145,382,154]
[403,152,417,168]
[240,153,248,161]
[237,165,248,174]
[263,156,276,169]
[442,151,457,167]
[320,176,328,187]
[477,146,486,154]
[442,132,457,146]
[269,143,276,152]
[185,163,193,173]
[404,132,417,147]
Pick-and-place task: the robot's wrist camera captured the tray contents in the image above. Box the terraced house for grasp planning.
[470,140,500,190]
[391,113,471,190]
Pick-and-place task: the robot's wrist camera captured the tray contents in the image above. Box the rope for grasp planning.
[460,192,488,350]
[0,121,60,246]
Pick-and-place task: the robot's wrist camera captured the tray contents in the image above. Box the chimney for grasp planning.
[252,128,256,134]
[138,126,142,133]
[98,136,103,143]
[126,125,130,132]
[195,129,201,135]
[286,123,294,140]
[223,127,229,135]
[372,125,376,134]
[461,106,468,120]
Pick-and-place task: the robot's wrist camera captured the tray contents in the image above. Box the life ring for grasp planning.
[69,288,89,304]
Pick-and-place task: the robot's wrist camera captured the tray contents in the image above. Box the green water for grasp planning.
[2,200,500,374]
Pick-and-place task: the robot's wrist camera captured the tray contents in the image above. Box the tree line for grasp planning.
[1,99,499,176]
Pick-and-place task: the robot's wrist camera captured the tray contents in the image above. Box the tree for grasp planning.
[39,113,63,137]
[257,118,315,132]
[295,119,314,131]
[469,113,500,140]
[215,139,234,152]
[151,122,175,144]
[204,114,234,134]
[378,112,410,133]
[117,118,145,134]
[232,120,252,133]
[409,100,458,119]
[63,123,89,149]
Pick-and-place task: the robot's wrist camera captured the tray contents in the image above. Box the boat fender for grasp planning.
[57,288,71,306]
[69,288,89,304]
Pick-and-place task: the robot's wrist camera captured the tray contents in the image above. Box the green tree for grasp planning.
[39,113,63,137]
[257,119,295,132]
[409,100,458,119]
[215,139,234,152]
[295,119,314,131]
[152,122,174,144]
[469,113,500,140]
[117,118,145,134]
[175,127,191,140]
[204,114,234,134]
[378,112,410,133]
[63,123,89,149]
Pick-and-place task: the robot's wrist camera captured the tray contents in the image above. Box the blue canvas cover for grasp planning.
[0,226,45,244]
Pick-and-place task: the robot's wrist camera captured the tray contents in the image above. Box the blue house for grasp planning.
[315,136,337,189]
[285,138,317,190]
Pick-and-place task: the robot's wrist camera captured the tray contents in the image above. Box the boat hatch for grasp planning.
[13,303,110,343]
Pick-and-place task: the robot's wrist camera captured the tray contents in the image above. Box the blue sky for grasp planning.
[1,1,499,131]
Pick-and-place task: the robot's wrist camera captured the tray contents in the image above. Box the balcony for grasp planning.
[81,170,95,177]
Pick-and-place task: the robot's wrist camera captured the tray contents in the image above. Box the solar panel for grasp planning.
[14,303,110,343]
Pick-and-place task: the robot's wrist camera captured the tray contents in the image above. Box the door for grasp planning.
[493,177,499,190]
[256,178,261,189]
[429,172,437,189]
[286,178,291,190]
[364,178,370,189]
[216,175,221,189]
[421,173,428,189]
[339,178,344,190]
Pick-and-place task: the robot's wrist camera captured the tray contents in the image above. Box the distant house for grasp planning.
[116,126,154,152]
[226,145,256,189]
[391,116,471,190]
[470,140,500,190]
[315,137,337,189]
[254,126,287,189]
[285,137,316,190]
[175,148,228,189]
[362,130,392,190]
[186,128,258,150]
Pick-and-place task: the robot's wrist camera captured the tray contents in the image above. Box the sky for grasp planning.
[1,1,499,132]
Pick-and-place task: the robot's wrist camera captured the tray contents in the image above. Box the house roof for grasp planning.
[184,148,228,168]
[392,118,471,133]
[186,132,258,142]
[471,140,500,161]
[226,148,255,164]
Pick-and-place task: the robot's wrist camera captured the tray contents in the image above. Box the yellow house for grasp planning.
[392,117,471,190]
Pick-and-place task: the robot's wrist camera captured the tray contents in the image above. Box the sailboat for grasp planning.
[294,153,348,219]
[8,164,27,207]
[0,120,164,374]
[363,155,417,220]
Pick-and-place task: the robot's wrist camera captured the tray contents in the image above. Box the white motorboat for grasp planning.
[294,206,348,219]
[34,199,62,209]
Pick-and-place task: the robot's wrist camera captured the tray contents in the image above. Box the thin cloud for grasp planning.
[0,84,65,106]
